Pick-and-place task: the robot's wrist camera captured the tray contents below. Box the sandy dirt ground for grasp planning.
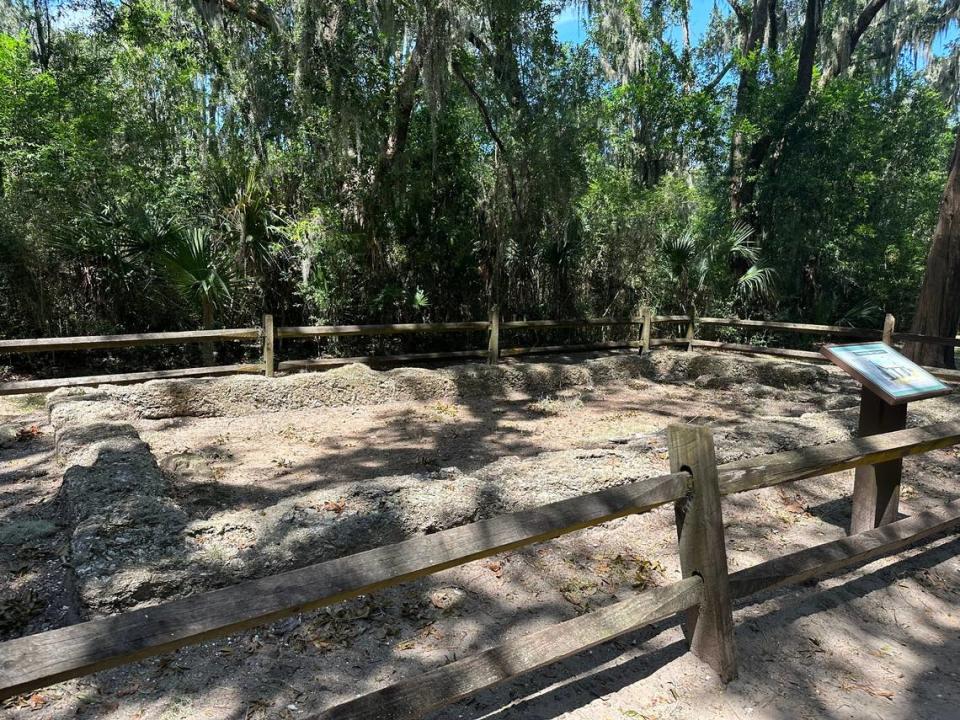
[2,351,960,720]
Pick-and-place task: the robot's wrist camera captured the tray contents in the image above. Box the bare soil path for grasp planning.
[2,352,959,720]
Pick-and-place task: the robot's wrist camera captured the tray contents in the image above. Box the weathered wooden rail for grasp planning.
[3,420,960,717]
[0,327,266,394]
[665,313,960,382]
[1,309,958,394]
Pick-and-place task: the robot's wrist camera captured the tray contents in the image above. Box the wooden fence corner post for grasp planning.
[487,304,500,365]
[262,314,275,377]
[640,306,653,354]
[668,424,737,683]
[882,313,896,346]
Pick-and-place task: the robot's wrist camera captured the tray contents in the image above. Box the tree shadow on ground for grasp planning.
[7,350,960,720]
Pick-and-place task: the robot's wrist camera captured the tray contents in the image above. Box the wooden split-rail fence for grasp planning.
[1,309,959,395]
[3,420,960,718]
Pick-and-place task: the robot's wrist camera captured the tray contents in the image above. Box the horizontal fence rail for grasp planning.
[717,421,960,495]
[695,317,883,339]
[4,420,960,709]
[2,310,959,394]
[687,340,959,384]
[498,340,641,357]
[691,339,823,361]
[278,349,489,371]
[892,331,960,346]
[0,328,259,354]
[0,364,264,396]
[0,472,691,700]
[322,576,705,720]
[276,321,491,338]
[499,317,641,329]
[728,498,960,599]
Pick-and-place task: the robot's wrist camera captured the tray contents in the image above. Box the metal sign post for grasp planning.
[821,342,951,536]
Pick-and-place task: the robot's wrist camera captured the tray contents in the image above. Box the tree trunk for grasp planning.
[363,25,430,268]
[904,128,960,368]
[32,0,52,70]
[728,0,769,216]
[731,0,822,221]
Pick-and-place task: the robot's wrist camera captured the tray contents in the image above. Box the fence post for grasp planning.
[487,305,500,365]
[262,314,275,377]
[882,313,896,346]
[640,306,653,354]
[668,424,737,683]
[685,311,696,352]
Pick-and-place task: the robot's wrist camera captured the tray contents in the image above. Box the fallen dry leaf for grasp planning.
[17,425,41,442]
[323,499,346,515]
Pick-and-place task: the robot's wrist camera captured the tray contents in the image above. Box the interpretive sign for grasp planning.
[821,342,950,405]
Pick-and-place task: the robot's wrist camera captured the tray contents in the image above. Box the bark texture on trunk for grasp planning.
[728,0,770,216]
[904,129,960,368]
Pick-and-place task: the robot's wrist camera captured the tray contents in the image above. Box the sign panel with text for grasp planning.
[821,342,950,405]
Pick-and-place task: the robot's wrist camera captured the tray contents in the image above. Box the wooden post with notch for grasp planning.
[668,424,737,683]
[882,313,896,346]
[487,304,500,365]
[685,311,696,351]
[640,306,653,354]
[262,314,275,377]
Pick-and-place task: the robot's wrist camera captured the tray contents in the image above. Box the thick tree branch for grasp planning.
[451,58,521,219]
[729,0,770,213]
[766,0,778,53]
[380,35,427,165]
[196,0,278,32]
[467,30,529,117]
[851,0,890,47]
[703,58,735,93]
[729,0,749,29]
[363,28,429,250]
[824,0,891,80]
[793,0,823,107]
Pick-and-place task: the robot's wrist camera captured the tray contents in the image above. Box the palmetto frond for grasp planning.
[161,228,233,309]
[659,226,696,277]
[660,221,775,314]
[736,265,777,301]
[725,221,759,265]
